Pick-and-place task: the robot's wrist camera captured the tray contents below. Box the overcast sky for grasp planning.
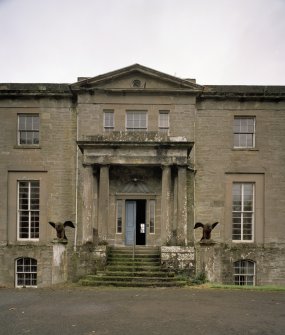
[0,0,284,85]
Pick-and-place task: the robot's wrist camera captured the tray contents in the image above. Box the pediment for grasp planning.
[71,64,202,93]
[121,179,151,194]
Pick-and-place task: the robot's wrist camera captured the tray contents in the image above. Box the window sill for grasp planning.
[14,145,41,150]
[232,148,259,152]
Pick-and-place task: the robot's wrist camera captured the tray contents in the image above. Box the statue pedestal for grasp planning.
[52,241,67,285]
[195,241,220,283]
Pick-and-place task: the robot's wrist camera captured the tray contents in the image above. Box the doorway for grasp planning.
[125,200,146,246]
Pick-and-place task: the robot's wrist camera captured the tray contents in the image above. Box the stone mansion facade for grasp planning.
[0,64,284,287]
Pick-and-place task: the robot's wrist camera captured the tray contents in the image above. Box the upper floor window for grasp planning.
[18,114,39,145]
[18,180,40,240]
[159,111,169,134]
[232,182,254,242]
[126,111,147,131]
[234,260,255,286]
[234,116,255,148]
[103,110,114,132]
[15,257,37,287]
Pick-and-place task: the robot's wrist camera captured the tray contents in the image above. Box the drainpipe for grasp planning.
[74,105,79,252]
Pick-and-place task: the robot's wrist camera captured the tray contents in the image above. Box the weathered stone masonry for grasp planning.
[1,64,285,287]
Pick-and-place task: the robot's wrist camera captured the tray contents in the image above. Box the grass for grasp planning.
[205,283,285,292]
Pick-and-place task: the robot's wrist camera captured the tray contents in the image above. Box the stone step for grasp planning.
[85,275,180,282]
[98,271,175,277]
[108,254,160,262]
[79,246,187,288]
[110,247,160,255]
[106,265,162,272]
[107,260,161,266]
[80,279,187,288]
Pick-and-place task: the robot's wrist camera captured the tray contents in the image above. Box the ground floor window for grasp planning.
[234,260,255,286]
[15,257,37,287]
[232,182,254,241]
[18,180,40,240]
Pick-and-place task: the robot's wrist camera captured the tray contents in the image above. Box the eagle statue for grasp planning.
[194,221,219,241]
[49,221,75,241]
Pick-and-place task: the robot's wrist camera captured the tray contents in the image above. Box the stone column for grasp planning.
[82,164,94,243]
[161,165,171,244]
[98,165,109,242]
[177,166,188,245]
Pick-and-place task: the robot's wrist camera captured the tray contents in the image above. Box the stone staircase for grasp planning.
[80,246,187,287]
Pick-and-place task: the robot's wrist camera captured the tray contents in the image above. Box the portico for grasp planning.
[78,132,193,247]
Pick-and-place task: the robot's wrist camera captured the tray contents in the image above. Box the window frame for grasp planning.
[233,116,256,149]
[103,110,115,132]
[18,114,40,146]
[233,260,256,286]
[126,110,148,132]
[17,180,40,241]
[15,257,37,288]
[232,182,255,242]
[158,111,169,134]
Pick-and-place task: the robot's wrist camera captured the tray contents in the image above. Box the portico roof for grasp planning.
[77,132,193,166]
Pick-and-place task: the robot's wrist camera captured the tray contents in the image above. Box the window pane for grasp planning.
[126,111,147,131]
[233,117,255,148]
[104,111,114,129]
[16,258,37,287]
[18,181,40,240]
[18,115,39,145]
[232,183,254,241]
[234,260,255,286]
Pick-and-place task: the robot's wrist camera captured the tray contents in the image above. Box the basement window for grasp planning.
[15,257,37,288]
[234,260,255,286]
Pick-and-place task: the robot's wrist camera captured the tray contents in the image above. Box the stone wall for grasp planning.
[196,243,285,285]
[0,245,53,288]
[68,245,107,282]
[161,246,195,275]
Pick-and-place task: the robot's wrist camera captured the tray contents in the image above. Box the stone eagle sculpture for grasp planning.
[194,221,219,241]
[49,221,75,241]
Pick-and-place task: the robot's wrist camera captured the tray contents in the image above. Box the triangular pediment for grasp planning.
[71,64,203,93]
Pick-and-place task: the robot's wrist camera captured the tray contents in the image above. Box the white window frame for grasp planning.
[15,257,37,288]
[158,111,169,134]
[103,110,114,132]
[234,260,255,286]
[17,180,40,241]
[126,111,148,131]
[18,114,40,145]
[232,182,255,242]
[233,116,256,148]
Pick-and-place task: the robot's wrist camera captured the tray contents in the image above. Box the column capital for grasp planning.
[161,164,171,170]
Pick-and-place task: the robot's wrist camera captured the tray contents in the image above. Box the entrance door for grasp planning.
[125,200,146,246]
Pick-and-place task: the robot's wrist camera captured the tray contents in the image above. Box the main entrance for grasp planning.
[125,200,146,246]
